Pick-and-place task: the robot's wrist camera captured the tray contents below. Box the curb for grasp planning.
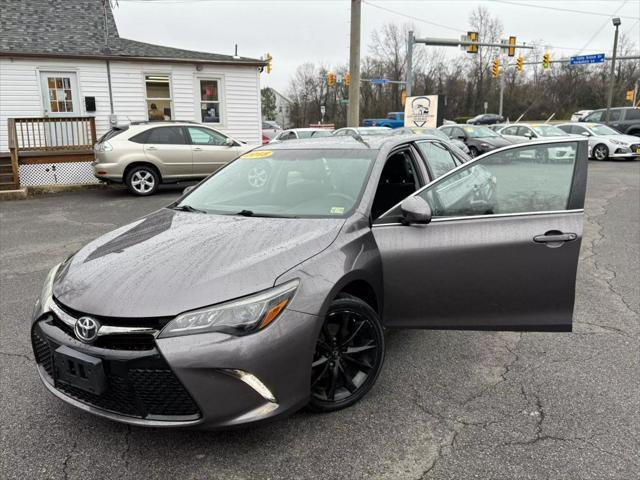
[0,188,28,201]
[0,183,106,201]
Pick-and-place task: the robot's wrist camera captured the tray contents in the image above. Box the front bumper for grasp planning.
[32,298,321,429]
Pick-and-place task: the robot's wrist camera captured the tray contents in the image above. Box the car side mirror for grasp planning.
[524,132,534,139]
[581,131,591,137]
[225,138,235,147]
[400,196,432,225]
[456,135,466,140]
[182,185,195,196]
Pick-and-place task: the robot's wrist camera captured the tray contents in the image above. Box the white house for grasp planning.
[0,0,266,187]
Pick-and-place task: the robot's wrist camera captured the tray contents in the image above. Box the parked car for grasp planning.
[362,112,404,128]
[487,123,511,133]
[262,120,282,142]
[270,128,334,143]
[392,127,471,156]
[570,110,592,122]
[31,135,588,429]
[498,123,576,162]
[557,122,640,160]
[439,124,511,157]
[333,126,392,137]
[93,121,251,196]
[580,107,640,136]
[466,113,504,125]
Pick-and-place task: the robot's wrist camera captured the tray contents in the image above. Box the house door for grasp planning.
[40,72,81,146]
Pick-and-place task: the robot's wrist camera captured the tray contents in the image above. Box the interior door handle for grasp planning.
[534,232,577,244]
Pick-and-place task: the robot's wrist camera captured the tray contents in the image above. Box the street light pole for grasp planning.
[406,30,414,97]
[347,0,362,127]
[605,17,621,123]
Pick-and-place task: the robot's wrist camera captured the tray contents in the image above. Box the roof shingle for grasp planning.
[0,0,265,65]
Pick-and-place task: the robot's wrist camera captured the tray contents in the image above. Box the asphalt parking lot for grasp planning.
[1,160,638,480]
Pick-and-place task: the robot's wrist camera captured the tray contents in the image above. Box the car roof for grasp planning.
[258,133,441,151]
[286,127,332,132]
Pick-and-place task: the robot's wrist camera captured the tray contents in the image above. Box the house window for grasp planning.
[145,75,172,121]
[199,79,222,123]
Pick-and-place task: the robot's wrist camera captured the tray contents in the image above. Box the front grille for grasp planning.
[630,143,640,152]
[31,322,200,420]
[32,329,54,377]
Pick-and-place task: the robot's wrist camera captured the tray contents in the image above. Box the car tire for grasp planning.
[125,166,160,196]
[469,146,479,158]
[593,144,609,161]
[308,296,385,413]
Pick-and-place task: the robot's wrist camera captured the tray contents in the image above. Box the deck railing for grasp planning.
[11,116,97,151]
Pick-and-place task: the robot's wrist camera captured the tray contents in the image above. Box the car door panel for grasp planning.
[143,127,192,179]
[372,139,588,332]
[187,127,240,176]
[374,211,582,330]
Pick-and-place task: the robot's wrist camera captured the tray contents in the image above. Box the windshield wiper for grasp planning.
[172,204,207,214]
[235,210,298,218]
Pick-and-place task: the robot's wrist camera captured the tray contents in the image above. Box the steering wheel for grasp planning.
[326,192,355,204]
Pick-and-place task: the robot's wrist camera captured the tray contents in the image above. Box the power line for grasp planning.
[362,0,466,33]
[578,0,630,54]
[491,0,639,20]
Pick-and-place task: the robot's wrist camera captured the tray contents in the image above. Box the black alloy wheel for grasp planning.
[469,146,479,158]
[308,297,385,412]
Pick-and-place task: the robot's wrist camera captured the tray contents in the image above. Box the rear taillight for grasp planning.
[262,135,269,145]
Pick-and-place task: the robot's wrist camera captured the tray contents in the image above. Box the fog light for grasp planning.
[222,369,277,403]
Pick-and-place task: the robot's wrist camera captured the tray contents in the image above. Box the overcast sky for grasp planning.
[113,0,640,93]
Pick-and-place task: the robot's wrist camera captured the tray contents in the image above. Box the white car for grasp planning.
[270,128,334,143]
[557,123,640,160]
[498,124,577,162]
[332,127,392,137]
[570,110,593,122]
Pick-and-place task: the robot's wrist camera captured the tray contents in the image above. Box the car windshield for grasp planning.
[177,149,377,218]
[531,125,566,137]
[462,126,499,138]
[589,124,620,136]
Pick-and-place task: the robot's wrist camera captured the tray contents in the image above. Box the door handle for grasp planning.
[193,147,203,151]
[146,146,157,150]
[533,231,577,245]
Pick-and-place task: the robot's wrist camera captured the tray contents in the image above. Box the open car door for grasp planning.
[372,138,588,331]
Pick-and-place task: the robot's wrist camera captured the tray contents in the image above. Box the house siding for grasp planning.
[0,57,262,153]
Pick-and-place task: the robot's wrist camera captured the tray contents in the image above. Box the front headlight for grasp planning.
[158,280,299,338]
[610,139,627,146]
[480,143,491,149]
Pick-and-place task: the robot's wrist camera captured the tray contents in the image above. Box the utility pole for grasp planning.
[347,0,361,127]
[499,41,506,116]
[406,30,414,97]
[605,17,621,123]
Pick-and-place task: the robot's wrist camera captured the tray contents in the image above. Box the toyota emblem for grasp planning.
[74,317,100,343]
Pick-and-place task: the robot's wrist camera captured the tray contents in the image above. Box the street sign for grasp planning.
[370,79,389,85]
[340,99,349,105]
[570,53,605,65]
[320,105,326,115]
[404,95,440,128]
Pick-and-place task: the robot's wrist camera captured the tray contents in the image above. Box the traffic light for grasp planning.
[543,52,550,69]
[327,72,336,87]
[507,36,516,57]
[626,90,634,101]
[344,72,351,87]
[467,31,479,54]
[517,55,524,73]
[491,58,500,78]
[264,53,272,74]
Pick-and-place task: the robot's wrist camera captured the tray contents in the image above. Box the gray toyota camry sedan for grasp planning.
[31,135,588,429]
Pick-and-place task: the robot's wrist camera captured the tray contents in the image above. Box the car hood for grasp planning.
[53,209,344,318]
[604,134,640,145]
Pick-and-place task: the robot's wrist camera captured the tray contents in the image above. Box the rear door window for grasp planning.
[146,127,187,144]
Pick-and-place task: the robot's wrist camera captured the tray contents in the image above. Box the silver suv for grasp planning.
[93,121,251,195]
